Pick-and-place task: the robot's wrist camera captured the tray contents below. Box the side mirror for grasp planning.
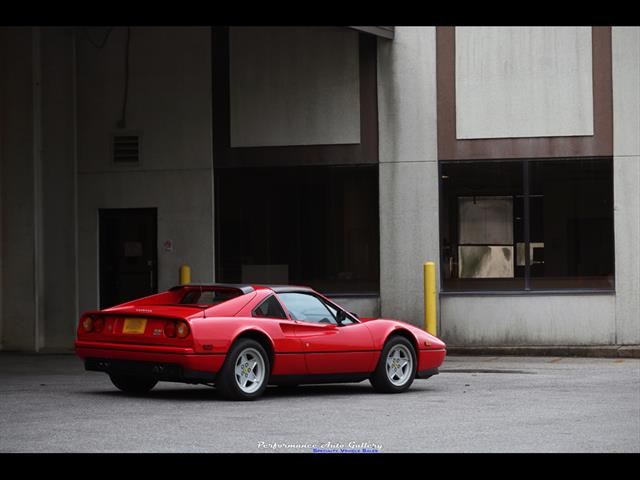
[350,311,359,319]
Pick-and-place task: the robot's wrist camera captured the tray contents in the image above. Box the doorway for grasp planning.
[99,208,158,309]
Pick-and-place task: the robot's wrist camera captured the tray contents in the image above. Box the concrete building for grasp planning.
[0,26,638,352]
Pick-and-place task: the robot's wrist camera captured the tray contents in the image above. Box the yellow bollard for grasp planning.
[424,262,437,335]
[179,264,191,285]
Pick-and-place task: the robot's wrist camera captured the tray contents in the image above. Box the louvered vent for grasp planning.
[112,132,140,164]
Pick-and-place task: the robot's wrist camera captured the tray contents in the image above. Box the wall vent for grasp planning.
[112,131,141,165]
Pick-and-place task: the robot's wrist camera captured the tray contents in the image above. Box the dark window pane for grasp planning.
[440,161,525,291]
[216,166,379,294]
[252,295,287,319]
[529,158,614,290]
[440,158,614,292]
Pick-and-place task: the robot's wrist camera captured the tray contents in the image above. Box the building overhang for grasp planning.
[348,26,394,40]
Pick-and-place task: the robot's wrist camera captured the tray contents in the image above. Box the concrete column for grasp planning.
[32,27,45,351]
[41,27,77,350]
[377,27,440,326]
[0,27,38,350]
[0,28,4,350]
[612,27,640,345]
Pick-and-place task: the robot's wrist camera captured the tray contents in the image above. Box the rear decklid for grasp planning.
[77,305,203,348]
[77,284,256,347]
[105,304,207,320]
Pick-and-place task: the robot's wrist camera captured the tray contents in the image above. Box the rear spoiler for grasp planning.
[169,283,255,295]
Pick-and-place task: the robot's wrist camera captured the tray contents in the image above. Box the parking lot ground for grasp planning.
[0,353,638,453]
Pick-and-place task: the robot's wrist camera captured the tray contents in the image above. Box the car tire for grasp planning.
[109,374,158,394]
[370,336,417,393]
[216,338,271,401]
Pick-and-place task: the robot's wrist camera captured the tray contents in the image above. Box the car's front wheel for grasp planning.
[216,339,270,401]
[109,374,158,394]
[370,336,417,393]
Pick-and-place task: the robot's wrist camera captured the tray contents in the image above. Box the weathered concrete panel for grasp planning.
[613,157,640,344]
[455,27,594,139]
[328,296,380,319]
[441,295,616,346]
[379,161,440,327]
[377,27,438,163]
[613,27,640,345]
[378,27,439,327]
[377,28,439,326]
[612,27,640,158]
[229,26,360,147]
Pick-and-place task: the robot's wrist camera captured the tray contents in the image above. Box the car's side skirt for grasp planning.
[268,372,371,385]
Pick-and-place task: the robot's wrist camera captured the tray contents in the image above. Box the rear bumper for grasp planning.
[76,340,225,384]
[84,357,218,383]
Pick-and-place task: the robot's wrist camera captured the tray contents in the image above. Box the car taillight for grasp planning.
[93,318,105,333]
[164,321,176,338]
[82,317,94,333]
[176,321,190,339]
[164,320,190,339]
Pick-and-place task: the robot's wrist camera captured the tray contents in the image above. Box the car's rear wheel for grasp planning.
[109,374,158,394]
[216,339,270,401]
[370,336,416,393]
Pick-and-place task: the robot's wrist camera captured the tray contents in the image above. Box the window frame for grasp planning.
[438,157,616,295]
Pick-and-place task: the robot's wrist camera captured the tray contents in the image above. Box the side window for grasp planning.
[278,293,337,324]
[252,295,288,319]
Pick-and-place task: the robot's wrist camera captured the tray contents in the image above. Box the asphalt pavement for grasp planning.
[0,353,638,453]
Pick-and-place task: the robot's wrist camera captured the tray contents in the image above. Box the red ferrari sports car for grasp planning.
[75,284,446,400]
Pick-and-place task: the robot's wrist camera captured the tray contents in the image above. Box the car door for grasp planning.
[276,292,376,375]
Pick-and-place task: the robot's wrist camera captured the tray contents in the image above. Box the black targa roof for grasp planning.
[169,283,255,295]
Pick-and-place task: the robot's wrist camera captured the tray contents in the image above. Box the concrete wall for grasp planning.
[612,27,640,345]
[229,26,360,147]
[438,26,637,346]
[1,26,638,351]
[377,27,440,326]
[327,296,379,319]
[455,27,594,139]
[76,26,214,315]
[441,295,616,345]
